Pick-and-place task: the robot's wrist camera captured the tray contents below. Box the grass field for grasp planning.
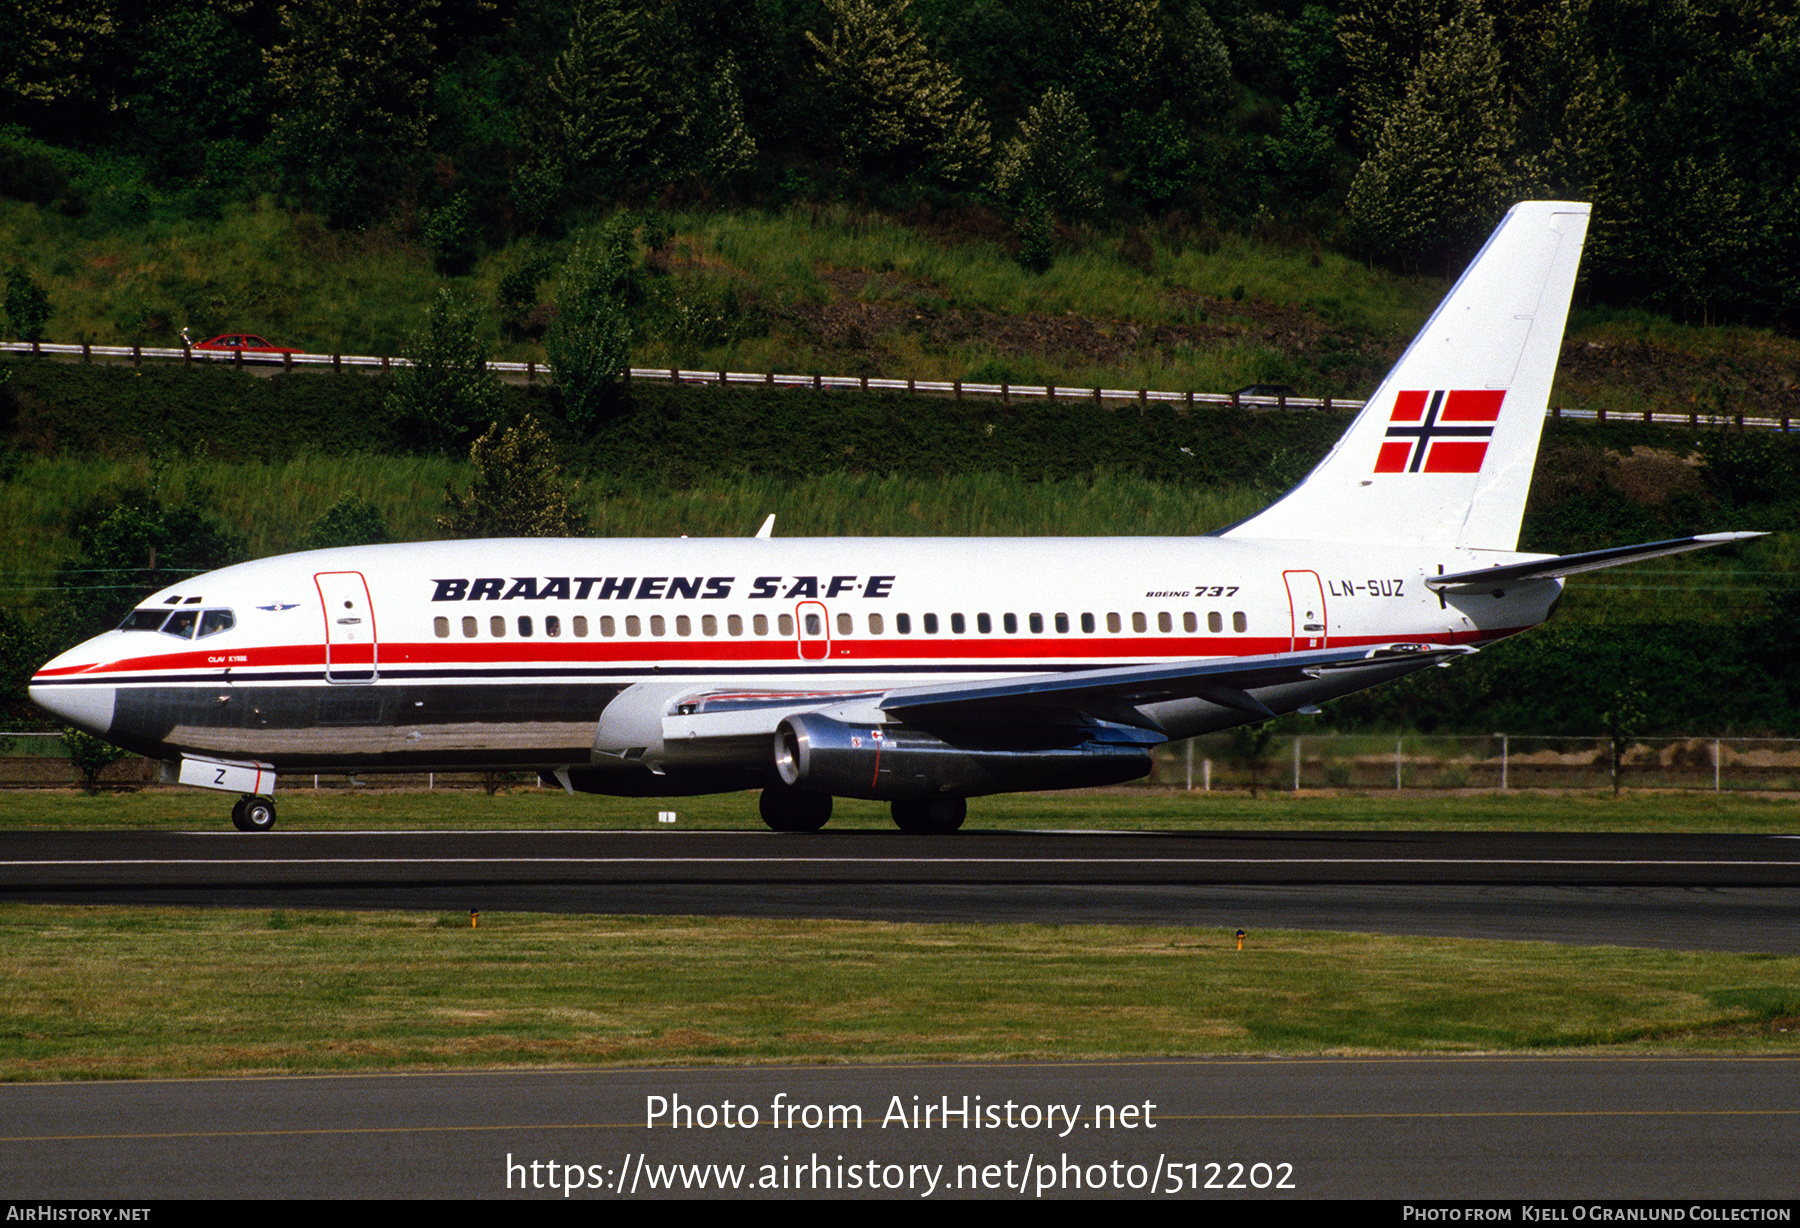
[4,789,1795,1080]
[3,905,1798,1081]
[4,785,1796,833]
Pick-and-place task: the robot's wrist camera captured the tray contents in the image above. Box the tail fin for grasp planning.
[1222,201,1591,552]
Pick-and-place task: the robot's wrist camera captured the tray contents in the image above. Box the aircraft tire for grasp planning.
[233,795,277,832]
[891,796,966,834]
[759,785,831,832]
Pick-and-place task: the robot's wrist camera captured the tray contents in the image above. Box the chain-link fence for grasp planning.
[1151,733,1800,792]
[7,731,1799,794]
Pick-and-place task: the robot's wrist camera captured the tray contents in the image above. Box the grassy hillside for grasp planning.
[10,197,1800,420]
[4,200,1794,736]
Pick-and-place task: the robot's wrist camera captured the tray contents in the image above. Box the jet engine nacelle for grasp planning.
[773,712,1154,800]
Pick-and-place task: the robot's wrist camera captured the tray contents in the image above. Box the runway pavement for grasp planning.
[4,828,1800,952]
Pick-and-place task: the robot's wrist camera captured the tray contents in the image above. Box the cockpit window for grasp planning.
[161,610,199,639]
[197,609,235,638]
[119,609,169,632]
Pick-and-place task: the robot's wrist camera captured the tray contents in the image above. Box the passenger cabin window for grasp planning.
[950,613,966,634]
[490,616,505,637]
[868,613,884,635]
[754,614,769,636]
[1158,612,1172,633]
[1081,613,1096,633]
[462,616,478,638]
[1131,612,1146,633]
[1003,613,1017,634]
[434,616,450,638]
[650,615,666,636]
[1233,611,1248,632]
[923,613,939,634]
[778,613,794,636]
[836,612,852,635]
[895,613,912,634]
[675,615,691,636]
[573,616,588,637]
[1208,612,1223,633]
[1029,613,1044,633]
[702,615,718,636]
[1106,613,1122,633]
[977,613,992,634]
[1055,613,1069,633]
[728,615,743,636]
[1183,612,1197,633]
[546,616,561,637]
[518,616,533,637]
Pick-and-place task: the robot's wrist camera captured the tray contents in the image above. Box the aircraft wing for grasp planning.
[1425,532,1765,595]
[878,644,1472,730]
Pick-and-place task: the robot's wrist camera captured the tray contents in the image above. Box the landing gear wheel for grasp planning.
[759,785,832,832]
[233,795,276,832]
[891,796,966,834]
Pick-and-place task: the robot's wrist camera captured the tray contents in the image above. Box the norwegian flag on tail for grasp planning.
[1374,390,1506,474]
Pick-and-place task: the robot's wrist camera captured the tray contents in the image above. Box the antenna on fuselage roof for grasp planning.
[755,514,775,539]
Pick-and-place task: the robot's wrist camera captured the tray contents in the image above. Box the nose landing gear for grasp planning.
[231,795,277,832]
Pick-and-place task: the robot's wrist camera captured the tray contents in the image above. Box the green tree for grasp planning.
[1600,681,1648,796]
[1058,0,1164,129]
[1262,92,1338,201]
[550,0,756,192]
[4,264,51,341]
[59,497,246,635]
[265,0,437,226]
[990,84,1103,218]
[386,292,502,452]
[1530,0,1800,324]
[807,0,990,182]
[546,236,634,431]
[1,0,120,126]
[1164,2,1234,123]
[1345,0,1517,268]
[63,727,126,794]
[1339,0,1456,151]
[118,6,266,181]
[550,0,663,186]
[423,191,480,277]
[439,416,587,538]
[299,496,394,550]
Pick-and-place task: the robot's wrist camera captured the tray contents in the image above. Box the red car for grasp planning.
[184,330,305,359]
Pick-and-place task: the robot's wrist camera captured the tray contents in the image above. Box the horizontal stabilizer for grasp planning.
[880,644,1473,727]
[1425,532,1766,594]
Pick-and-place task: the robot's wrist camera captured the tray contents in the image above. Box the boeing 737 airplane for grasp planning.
[30,201,1760,831]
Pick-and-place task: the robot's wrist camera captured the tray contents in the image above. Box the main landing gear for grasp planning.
[891,796,966,834]
[759,783,832,832]
[231,794,277,832]
[756,787,968,834]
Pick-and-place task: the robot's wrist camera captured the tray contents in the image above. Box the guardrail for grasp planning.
[6,338,1796,428]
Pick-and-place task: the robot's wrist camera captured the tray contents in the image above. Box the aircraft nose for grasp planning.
[28,643,119,737]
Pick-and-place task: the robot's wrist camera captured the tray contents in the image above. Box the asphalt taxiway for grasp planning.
[6,1058,1800,1199]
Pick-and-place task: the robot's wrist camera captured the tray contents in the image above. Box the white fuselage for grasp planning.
[30,535,1559,785]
